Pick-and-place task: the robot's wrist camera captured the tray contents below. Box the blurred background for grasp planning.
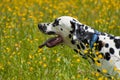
[0,0,120,80]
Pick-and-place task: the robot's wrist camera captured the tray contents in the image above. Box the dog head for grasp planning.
[38,16,89,48]
[38,16,79,36]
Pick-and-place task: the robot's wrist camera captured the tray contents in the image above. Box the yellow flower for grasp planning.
[35,38,39,41]
[102,69,107,73]
[29,54,33,59]
[12,51,16,55]
[43,56,46,61]
[114,66,117,71]
[114,66,120,73]
[98,77,104,80]
[17,52,21,55]
[39,61,43,65]
[27,62,31,65]
[85,43,89,47]
[6,47,10,52]
[84,78,89,80]
[64,10,69,14]
[56,58,60,62]
[22,17,26,21]
[8,7,12,12]
[94,57,98,61]
[0,63,4,70]
[53,50,57,54]
[53,15,57,19]
[95,62,101,66]
[70,63,73,67]
[76,58,80,62]
[84,50,88,54]
[109,26,114,29]
[43,63,47,68]
[73,54,79,58]
[95,72,100,77]
[95,51,99,55]
[93,43,97,47]
[98,54,103,59]
[38,48,43,53]
[71,75,75,79]
[8,61,11,65]
[104,77,108,80]
[29,67,33,72]
[77,74,80,78]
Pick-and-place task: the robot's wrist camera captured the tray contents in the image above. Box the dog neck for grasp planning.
[73,24,105,50]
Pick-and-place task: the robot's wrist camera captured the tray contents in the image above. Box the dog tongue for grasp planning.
[39,36,63,48]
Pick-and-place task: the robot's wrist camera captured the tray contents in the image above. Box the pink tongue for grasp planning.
[39,36,63,48]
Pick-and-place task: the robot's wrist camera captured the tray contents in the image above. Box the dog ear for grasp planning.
[75,23,93,41]
[70,20,93,41]
[70,20,76,34]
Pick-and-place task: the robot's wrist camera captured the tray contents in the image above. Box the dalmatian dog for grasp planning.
[38,16,120,77]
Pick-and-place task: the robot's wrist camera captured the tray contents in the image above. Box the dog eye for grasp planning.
[47,23,50,25]
[60,28,63,31]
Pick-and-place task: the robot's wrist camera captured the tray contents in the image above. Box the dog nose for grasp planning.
[38,24,43,31]
[38,24,42,28]
[38,23,47,32]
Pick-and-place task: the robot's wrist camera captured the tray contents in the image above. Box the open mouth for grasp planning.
[39,35,63,48]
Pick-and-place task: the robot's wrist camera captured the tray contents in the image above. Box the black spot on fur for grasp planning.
[114,39,120,49]
[104,52,111,61]
[71,39,76,44]
[73,49,86,58]
[107,34,112,37]
[47,23,50,25]
[105,43,109,48]
[80,42,85,49]
[97,69,101,72]
[73,19,76,21]
[60,28,63,31]
[110,36,114,39]
[70,21,75,34]
[119,51,120,56]
[97,41,104,51]
[70,31,73,34]
[52,19,61,27]
[74,49,78,53]
[69,34,72,38]
[101,32,106,36]
[109,48,114,54]
[80,24,84,27]
[38,24,47,32]
[77,44,81,49]
[82,39,89,44]
[85,26,88,30]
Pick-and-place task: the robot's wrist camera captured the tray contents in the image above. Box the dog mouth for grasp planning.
[39,35,63,48]
[38,23,63,48]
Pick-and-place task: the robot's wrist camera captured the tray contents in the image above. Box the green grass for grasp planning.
[0,0,120,80]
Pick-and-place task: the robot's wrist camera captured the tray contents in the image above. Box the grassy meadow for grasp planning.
[0,0,120,80]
